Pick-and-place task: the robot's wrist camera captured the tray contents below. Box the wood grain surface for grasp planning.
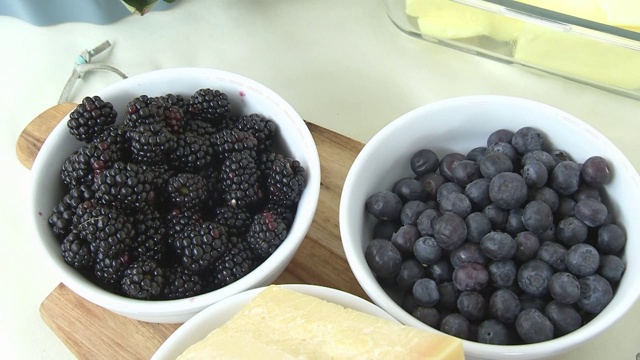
[20,104,368,360]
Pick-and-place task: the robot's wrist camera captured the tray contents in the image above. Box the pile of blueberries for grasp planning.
[364,126,626,344]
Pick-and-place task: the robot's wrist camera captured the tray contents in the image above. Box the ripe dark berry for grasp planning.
[246,210,288,259]
[452,262,489,291]
[581,156,612,187]
[489,172,528,210]
[518,259,554,297]
[565,243,600,277]
[433,213,467,251]
[410,149,439,176]
[366,191,403,221]
[412,278,439,307]
[121,259,164,299]
[577,274,613,313]
[365,239,402,279]
[166,173,207,210]
[174,222,228,273]
[68,96,117,143]
[264,157,306,208]
[515,308,554,344]
[188,88,231,122]
[511,126,544,155]
[390,225,420,256]
[93,162,156,211]
[548,272,581,304]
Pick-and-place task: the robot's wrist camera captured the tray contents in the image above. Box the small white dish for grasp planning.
[151,284,398,360]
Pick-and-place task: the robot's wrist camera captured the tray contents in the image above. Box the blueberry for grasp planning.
[480,231,517,260]
[413,236,442,265]
[519,295,548,313]
[479,152,513,180]
[465,212,492,243]
[427,258,455,284]
[452,262,489,291]
[538,223,557,243]
[410,149,440,176]
[439,152,467,182]
[416,208,440,237]
[437,282,460,311]
[487,142,520,164]
[514,231,540,262]
[465,178,492,210]
[515,308,554,344]
[436,182,463,204]
[598,254,625,283]
[536,241,567,271]
[512,127,545,155]
[489,288,521,323]
[396,258,427,291]
[550,161,581,196]
[549,272,581,304]
[517,259,554,297]
[574,198,608,227]
[433,213,467,251]
[577,274,613,313]
[556,217,588,247]
[400,200,430,226]
[457,291,486,321]
[483,203,509,230]
[373,220,399,240]
[440,313,471,340]
[522,200,553,234]
[439,192,472,219]
[489,172,528,210]
[571,185,602,202]
[466,146,487,162]
[418,172,447,200]
[452,159,482,187]
[597,223,626,254]
[521,160,549,188]
[366,191,403,221]
[413,277,440,307]
[581,156,612,187]
[412,307,441,328]
[488,260,517,288]
[528,186,559,212]
[477,319,514,345]
[521,150,556,172]
[390,225,420,256]
[394,178,427,202]
[551,149,572,166]
[565,243,600,277]
[364,239,402,279]
[450,242,487,268]
[487,129,514,146]
[544,301,582,337]
[556,196,576,219]
[505,208,526,235]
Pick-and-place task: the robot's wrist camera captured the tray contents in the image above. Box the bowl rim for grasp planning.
[339,95,640,358]
[29,67,322,317]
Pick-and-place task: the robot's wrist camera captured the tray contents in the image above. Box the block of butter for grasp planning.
[176,285,465,360]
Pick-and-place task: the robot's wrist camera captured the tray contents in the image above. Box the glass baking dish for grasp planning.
[385,0,640,100]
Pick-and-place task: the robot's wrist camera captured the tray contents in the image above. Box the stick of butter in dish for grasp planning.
[176,285,465,360]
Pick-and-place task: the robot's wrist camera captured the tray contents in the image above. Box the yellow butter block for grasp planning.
[514,23,640,89]
[177,286,465,360]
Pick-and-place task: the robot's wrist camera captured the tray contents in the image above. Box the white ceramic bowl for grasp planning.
[29,67,321,323]
[151,284,398,359]
[340,95,640,360]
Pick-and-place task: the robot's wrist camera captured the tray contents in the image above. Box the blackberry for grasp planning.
[61,231,93,270]
[67,96,117,143]
[94,252,132,285]
[120,259,164,299]
[49,184,95,239]
[165,207,203,244]
[159,93,187,112]
[182,119,218,138]
[235,113,277,152]
[128,122,176,165]
[264,157,306,208]
[174,221,228,273]
[210,236,256,289]
[188,88,231,122]
[93,162,156,211]
[200,166,224,211]
[246,209,288,259]
[162,264,203,300]
[93,124,131,161]
[167,133,214,173]
[166,173,207,210]
[138,163,175,203]
[211,128,258,160]
[163,105,186,134]
[123,95,165,129]
[132,209,167,263]
[61,142,116,188]
[257,150,286,175]
[212,205,252,236]
[219,151,262,209]
[262,203,296,228]
[74,204,136,257]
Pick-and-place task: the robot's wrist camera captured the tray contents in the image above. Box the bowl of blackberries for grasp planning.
[340,95,640,359]
[30,67,321,323]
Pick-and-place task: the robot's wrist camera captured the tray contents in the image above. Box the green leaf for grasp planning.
[120,0,159,15]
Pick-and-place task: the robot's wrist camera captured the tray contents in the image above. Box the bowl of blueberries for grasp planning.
[339,95,640,359]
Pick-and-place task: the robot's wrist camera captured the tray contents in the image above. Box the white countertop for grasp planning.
[1,1,639,359]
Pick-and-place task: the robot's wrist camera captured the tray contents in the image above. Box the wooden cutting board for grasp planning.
[17,104,367,360]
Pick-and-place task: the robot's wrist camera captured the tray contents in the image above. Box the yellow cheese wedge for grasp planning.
[177,286,465,360]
